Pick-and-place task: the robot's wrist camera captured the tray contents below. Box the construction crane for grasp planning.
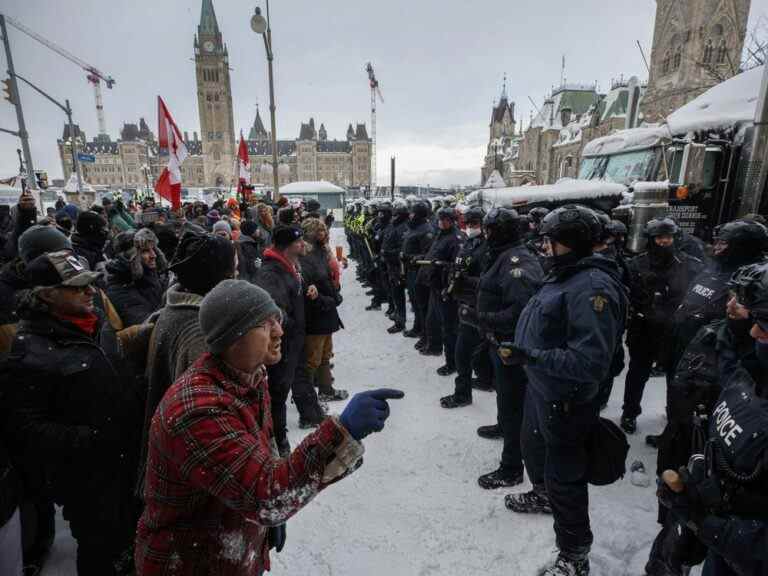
[365,62,383,193]
[5,15,115,137]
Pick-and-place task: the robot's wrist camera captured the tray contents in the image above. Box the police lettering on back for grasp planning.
[712,399,745,447]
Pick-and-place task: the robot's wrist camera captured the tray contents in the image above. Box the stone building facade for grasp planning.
[57,0,371,193]
[480,81,518,186]
[640,0,751,122]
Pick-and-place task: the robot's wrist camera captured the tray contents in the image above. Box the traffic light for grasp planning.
[35,170,49,189]
[2,78,14,105]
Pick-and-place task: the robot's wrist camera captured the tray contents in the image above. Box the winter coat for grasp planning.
[236,235,262,284]
[0,385,21,527]
[71,232,106,273]
[300,243,343,336]
[452,234,488,309]
[135,353,363,576]
[1,204,37,262]
[402,218,434,262]
[476,242,543,340]
[381,216,409,278]
[0,258,28,341]
[627,250,703,328]
[106,257,166,327]
[255,250,305,389]
[3,304,143,522]
[138,284,207,495]
[417,225,465,289]
[514,254,627,403]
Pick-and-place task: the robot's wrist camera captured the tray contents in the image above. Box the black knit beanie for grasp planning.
[170,231,235,296]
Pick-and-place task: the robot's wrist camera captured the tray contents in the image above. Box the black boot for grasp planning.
[317,362,349,402]
[365,301,382,311]
[419,347,442,357]
[440,394,471,409]
[414,338,427,351]
[477,424,503,439]
[276,437,291,458]
[403,328,421,339]
[477,467,524,490]
[504,488,553,514]
[436,364,456,376]
[472,378,495,392]
[539,552,590,576]
[387,322,405,334]
[620,416,637,434]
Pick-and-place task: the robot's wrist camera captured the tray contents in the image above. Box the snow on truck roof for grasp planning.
[582,65,765,157]
[467,178,625,208]
[666,64,764,135]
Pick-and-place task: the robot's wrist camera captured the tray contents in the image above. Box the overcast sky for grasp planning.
[0,0,766,187]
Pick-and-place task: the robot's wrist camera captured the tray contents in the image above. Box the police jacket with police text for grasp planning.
[628,250,703,326]
[476,242,543,340]
[514,254,627,403]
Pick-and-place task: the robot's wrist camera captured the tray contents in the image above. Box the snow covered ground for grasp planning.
[42,229,699,575]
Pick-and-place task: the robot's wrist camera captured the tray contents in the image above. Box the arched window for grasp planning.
[673,46,682,70]
[717,40,727,64]
[663,50,671,74]
[703,39,713,63]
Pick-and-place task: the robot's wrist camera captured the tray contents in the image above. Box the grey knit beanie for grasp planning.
[18,225,72,263]
[199,279,281,354]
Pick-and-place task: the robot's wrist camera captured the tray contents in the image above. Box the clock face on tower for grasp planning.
[204,40,214,53]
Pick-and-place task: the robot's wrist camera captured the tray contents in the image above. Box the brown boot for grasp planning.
[317,362,348,402]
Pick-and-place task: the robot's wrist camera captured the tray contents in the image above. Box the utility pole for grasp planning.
[66,99,83,193]
[0,14,37,192]
[390,156,395,201]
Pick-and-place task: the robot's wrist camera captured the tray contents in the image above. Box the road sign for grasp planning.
[77,153,95,163]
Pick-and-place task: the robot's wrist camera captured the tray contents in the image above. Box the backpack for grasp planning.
[587,417,630,486]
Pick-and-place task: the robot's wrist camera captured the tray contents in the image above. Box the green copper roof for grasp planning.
[199,0,220,36]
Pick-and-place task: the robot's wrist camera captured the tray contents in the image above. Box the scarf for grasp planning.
[55,311,99,336]
[263,247,300,280]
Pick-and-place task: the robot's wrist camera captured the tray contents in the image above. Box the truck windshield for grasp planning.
[578,149,656,185]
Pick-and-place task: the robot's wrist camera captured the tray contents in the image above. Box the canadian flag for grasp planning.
[237,132,251,199]
[154,96,188,210]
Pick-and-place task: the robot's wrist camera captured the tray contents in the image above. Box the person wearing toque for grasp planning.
[3,249,144,574]
[136,279,404,576]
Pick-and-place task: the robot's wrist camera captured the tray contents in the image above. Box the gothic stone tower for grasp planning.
[195,0,236,187]
[641,0,751,123]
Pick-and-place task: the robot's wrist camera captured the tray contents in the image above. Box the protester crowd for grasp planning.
[0,190,404,576]
[345,196,768,576]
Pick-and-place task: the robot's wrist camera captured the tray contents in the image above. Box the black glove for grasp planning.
[268,524,287,552]
[657,456,707,530]
[497,342,533,366]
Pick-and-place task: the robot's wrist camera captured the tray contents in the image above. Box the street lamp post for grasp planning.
[251,3,280,204]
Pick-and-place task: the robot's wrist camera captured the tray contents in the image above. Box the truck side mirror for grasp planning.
[682,143,707,191]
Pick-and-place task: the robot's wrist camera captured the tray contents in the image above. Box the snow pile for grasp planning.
[279,180,346,194]
[469,178,626,209]
[581,125,669,157]
[483,170,507,189]
[667,65,764,135]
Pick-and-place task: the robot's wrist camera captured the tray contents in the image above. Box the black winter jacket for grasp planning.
[3,306,142,511]
[476,242,543,341]
[71,232,107,272]
[236,235,262,284]
[417,225,466,289]
[300,244,343,335]
[105,257,165,327]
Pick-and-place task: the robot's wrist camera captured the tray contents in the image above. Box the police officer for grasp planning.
[417,207,466,372]
[369,201,393,312]
[381,200,411,334]
[656,265,768,575]
[474,207,544,490]
[649,219,768,448]
[402,201,434,343]
[504,205,627,576]
[621,218,703,434]
[440,206,488,408]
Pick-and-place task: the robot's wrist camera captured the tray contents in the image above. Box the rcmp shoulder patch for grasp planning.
[590,294,607,313]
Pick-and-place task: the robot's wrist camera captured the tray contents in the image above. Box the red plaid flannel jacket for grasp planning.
[135,353,363,575]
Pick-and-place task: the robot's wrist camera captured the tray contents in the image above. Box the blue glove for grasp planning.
[340,388,405,440]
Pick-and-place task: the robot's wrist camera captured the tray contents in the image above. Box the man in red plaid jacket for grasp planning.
[135,280,403,575]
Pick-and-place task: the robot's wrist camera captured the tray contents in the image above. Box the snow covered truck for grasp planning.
[467,64,768,253]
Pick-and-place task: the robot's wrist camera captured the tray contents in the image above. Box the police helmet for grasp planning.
[464,206,486,226]
[608,219,628,238]
[528,207,550,224]
[539,205,602,254]
[714,219,768,264]
[378,201,393,214]
[645,217,679,238]
[483,207,520,244]
[430,197,443,210]
[393,199,409,216]
[729,261,768,321]
[410,200,430,220]
[436,207,456,222]
[444,194,457,207]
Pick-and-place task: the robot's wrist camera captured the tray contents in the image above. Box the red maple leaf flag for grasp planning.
[154,96,188,210]
[237,132,251,198]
